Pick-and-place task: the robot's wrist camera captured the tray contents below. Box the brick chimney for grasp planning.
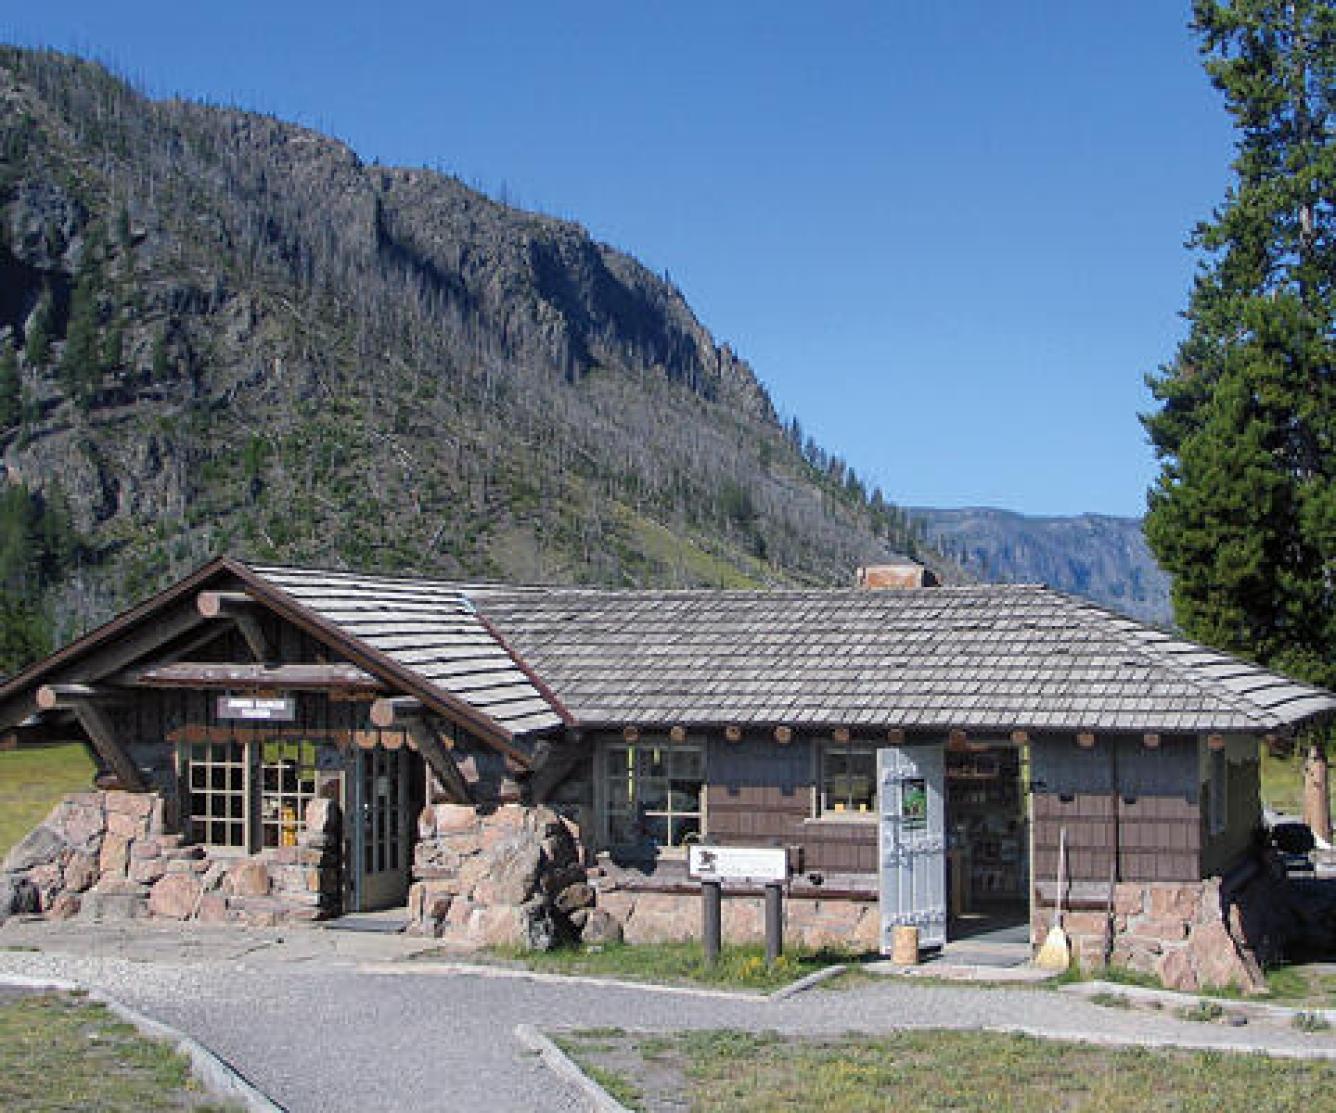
[856,563,940,589]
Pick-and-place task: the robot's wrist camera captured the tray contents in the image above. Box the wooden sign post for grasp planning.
[688,845,790,966]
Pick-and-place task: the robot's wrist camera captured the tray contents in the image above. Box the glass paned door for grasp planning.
[351,747,410,911]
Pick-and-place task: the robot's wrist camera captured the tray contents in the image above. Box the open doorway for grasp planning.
[946,741,1030,943]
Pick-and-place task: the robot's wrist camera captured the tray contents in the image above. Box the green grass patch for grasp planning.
[1292,1011,1332,1033]
[559,1027,1336,1112]
[485,940,856,992]
[0,991,239,1111]
[0,743,95,858]
[1259,742,1333,815]
[1262,965,1336,1007]
[1177,1000,1227,1023]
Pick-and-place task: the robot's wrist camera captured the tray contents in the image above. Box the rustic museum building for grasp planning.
[2,557,1333,992]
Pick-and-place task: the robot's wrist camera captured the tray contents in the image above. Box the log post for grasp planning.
[1303,738,1332,847]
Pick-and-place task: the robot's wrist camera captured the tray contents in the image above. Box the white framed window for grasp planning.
[259,738,319,849]
[603,740,704,849]
[185,740,248,848]
[181,735,321,850]
[819,741,878,816]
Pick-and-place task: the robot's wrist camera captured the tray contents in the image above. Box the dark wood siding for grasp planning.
[705,736,877,876]
[1031,735,1201,884]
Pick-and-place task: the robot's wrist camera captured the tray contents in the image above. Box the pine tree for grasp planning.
[24,288,53,367]
[59,271,102,408]
[1143,0,1335,835]
[0,339,19,428]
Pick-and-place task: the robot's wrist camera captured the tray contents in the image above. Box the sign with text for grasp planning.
[688,845,788,885]
[216,696,296,722]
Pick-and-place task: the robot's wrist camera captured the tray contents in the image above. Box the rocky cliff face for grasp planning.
[914,507,1172,625]
[0,47,926,642]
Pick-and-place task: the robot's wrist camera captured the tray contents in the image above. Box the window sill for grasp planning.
[804,813,879,825]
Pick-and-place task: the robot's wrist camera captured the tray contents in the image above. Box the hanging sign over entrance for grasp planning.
[216,695,296,722]
[688,845,788,884]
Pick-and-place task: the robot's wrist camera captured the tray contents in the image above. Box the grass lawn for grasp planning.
[469,940,860,992]
[0,990,239,1111]
[0,742,96,859]
[1259,742,1333,815]
[556,1027,1336,1112]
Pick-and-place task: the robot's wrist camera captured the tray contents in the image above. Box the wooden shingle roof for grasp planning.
[466,583,1336,736]
[250,566,566,736]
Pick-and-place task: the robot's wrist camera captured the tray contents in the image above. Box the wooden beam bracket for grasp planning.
[405,717,474,805]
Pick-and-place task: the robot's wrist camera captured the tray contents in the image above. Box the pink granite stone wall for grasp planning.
[0,792,342,926]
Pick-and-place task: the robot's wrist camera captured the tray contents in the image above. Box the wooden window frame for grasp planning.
[178,734,321,852]
[817,739,879,819]
[599,737,705,853]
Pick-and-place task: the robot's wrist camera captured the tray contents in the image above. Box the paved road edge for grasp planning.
[0,974,286,1112]
[514,1023,633,1113]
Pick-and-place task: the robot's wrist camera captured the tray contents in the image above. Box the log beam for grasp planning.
[196,590,272,661]
[35,683,102,710]
[405,718,473,805]
[70,698,145,792]
[137,662,384,692]
[526,737,584,803]
[370,696,424,729]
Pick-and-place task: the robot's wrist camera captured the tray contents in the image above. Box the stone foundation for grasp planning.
[408,803,606,949]
[592,887,879,951]
[409,803,880,952]
[1032,868,1275,994]
[0,791,342,927]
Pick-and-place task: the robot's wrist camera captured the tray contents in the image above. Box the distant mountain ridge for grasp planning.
[913,507,1173,626]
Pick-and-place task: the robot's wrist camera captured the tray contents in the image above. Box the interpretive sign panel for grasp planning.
[688,844,788,884]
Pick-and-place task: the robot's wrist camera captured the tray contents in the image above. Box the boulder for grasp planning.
[27,862,64,909]
[105,791,154,819]
[62,851,100,894]
[1190,919,1266,994]
[578,908,624,946]
[432,803,478,834]
[148,873,202,920]
[553,882,595,915]
[0,874,40,921]
[46,892,81,921]
[519,897,557,952]
[196,892,230,924]
[2,825,66,873]
[80,880,148,922]
[50,798,106,852]
[129,857,168,886]
[475,838,541,906]
[98,833,131,878]
[106,810,148,840]
[225,860,271,897]
[1155,946,1198,992]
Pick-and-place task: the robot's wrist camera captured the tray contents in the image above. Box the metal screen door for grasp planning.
[878,744,947,950]
[351,747,410,911]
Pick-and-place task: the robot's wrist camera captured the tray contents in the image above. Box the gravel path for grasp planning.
[3,923,1336,1112]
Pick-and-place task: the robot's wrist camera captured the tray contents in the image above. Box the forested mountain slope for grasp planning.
[0,48,942,667]
[914,507,1172,626]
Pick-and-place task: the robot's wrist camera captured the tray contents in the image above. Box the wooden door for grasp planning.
[351,746,410,911]
[878,744,947,949]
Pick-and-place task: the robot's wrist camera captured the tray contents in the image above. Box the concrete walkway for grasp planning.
[3,918,1336,1112]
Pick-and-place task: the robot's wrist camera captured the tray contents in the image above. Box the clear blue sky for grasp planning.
[6,3,1235,517]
